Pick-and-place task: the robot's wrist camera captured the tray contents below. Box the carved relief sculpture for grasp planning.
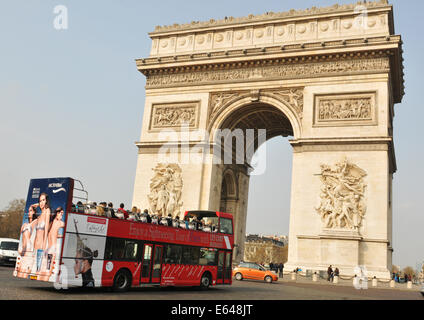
[315,157,367,231]
[150,102,199,129]
[318,97,372,121]
[314,92,376,126]
[147,163,183,218]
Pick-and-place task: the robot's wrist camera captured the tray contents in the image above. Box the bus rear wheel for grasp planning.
[200,272,211,290]
[113,269,131,292]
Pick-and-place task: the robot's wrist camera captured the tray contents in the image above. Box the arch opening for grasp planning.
[213,102,294,263]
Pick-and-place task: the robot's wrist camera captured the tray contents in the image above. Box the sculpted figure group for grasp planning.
[316,158,367,231]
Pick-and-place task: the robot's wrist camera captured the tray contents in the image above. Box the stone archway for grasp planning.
[132,1,404,279]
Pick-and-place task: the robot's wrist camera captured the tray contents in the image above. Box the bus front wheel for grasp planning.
[113,269,132,292]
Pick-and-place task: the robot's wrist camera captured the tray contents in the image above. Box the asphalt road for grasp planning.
[0,265,422,301]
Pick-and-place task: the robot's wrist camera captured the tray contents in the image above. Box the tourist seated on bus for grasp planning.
[76,201,85,213]
[188,217,197,230]
[84,202,95,215]
[117,203,128,219]
[151,214,159,224]
[203,220,212,232]
[100,202,111,218]
[96,205,106,217]
[108,202,117,218]
[128,206,137,221]
[140,209,151,223]
[196,216,204,231]
[160,215,168,226]
[166,214,173,226]
[172,216,180,228]
[179,216,188,229]
[71,203,76,212]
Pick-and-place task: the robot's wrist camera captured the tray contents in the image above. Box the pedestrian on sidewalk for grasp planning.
[279,263,284,278]
[327,265,333,282]
[334,267,339,280]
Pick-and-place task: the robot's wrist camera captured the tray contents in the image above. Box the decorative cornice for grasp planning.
[151,0,390,34]
[137,36,404,103]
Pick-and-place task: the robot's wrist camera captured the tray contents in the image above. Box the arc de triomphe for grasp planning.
[132,0,404,279]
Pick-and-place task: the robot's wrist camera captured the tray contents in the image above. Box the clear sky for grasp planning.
[0,0,422,270]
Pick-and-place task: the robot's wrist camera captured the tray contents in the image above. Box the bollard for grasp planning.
[390,280,395,288]
[372,276,378,287]
[407,281,412,289]
[333,275,339,284]
[312,272,318,282]
[291,272,297,281]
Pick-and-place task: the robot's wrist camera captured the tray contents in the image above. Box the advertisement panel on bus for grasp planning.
[60,213,109,288]
[14,177,73,282]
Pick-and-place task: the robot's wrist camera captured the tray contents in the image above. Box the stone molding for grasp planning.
[297,234,389,244]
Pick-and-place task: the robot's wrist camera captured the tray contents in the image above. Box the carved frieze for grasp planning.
[145,57,390,88]
[150,101,200,130]
[315,157,367,231]
[314,92,376,126]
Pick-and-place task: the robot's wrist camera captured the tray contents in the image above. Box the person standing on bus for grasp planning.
[32,193,51,274]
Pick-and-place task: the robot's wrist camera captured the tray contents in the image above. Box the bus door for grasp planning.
[224,251,232,284]
[217,251,225,284]
[217,250,232,284]
[140,244,153,283]
[151,245,163,283]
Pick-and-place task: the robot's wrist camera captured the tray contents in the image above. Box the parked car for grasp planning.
[0,238,19,266]
[233,262,278,283]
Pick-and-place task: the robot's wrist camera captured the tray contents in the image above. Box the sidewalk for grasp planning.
[279,273,421,292]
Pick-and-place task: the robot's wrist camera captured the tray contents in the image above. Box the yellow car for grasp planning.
[233,262,279,283]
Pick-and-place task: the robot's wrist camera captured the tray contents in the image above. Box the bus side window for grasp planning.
[181,246,200,265]
[164,245,182,264]
[123,240,139,260]
[199,248,217,266]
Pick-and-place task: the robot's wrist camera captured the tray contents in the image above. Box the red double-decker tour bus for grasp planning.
[13,177,234,291]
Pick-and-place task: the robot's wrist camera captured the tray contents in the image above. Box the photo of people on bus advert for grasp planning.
[14,178,72,282]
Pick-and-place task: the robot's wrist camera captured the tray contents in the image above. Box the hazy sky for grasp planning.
[0,0,422,270]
